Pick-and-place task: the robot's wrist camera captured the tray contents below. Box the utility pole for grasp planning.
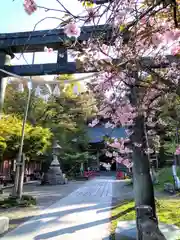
[0,52,8,117]
[12,52,35,199]
[17,153,26,199]
[12,83,32,198]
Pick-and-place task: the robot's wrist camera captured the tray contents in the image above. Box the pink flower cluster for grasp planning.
[171,45,180,56]
[64,23,81,38]
[175,146,180,155]
[44,46,53,53]
[116,156,133,169]
[150,29,180,46]
[113,104,137,126]
[107,138,131,154]
[23,0,37,15]
[88,118,99,127]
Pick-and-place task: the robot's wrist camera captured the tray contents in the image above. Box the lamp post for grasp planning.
[12,78,33,198]
[13,81,61,198]
[12,52,36,198]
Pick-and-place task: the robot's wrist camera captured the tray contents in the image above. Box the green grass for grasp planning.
[111,199,180,239]
[155,167,180,191]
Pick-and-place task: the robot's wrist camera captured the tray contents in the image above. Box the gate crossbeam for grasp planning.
[1,55,179,77]
[0,21,179,77]
[0,24,112,54]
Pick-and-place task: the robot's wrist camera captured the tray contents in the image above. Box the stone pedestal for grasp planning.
[0,216,9,234]
[115,221,180,240]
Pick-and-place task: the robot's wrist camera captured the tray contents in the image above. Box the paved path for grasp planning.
[2,181,84,209]
[1,177,114,240]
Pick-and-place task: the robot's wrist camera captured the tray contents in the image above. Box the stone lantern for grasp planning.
[46,141,66,185]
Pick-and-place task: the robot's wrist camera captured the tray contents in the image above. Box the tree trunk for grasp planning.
[129,71,166,239]
[131,115,156,218]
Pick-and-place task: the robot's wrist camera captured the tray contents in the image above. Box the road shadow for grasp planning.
[3,199,112,238]
[2,177,115,239]
[34,217,110,240]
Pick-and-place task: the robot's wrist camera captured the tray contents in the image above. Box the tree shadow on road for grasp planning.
[3,200,112,239]
[34,217,110,240]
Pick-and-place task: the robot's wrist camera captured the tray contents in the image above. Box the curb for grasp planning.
[2,181,40,190]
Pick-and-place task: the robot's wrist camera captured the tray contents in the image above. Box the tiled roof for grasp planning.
[87,126,126,143]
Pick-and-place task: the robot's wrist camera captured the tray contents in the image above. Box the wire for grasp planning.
[0,68,96,85]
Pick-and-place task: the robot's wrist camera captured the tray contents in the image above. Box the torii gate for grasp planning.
[0,24,178,108]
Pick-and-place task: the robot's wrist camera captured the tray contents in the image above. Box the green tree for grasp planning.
[3,76,97,171]
[0,115,52,160]
[4,81,48,126]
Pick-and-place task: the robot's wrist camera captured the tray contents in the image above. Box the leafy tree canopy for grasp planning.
[0,115,52,160]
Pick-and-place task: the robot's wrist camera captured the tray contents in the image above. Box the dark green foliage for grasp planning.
[0,195,36,208]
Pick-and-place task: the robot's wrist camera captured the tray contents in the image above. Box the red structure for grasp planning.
[116,171,125,180]
[0,159,41,182]
[84,170,100,178]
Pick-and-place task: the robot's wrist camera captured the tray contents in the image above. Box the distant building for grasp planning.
[86,122,127,170]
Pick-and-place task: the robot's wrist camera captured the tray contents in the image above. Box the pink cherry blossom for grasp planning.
[112,151,118,157]
[44,46,53,53]
[116,156,124,163]
[64,23,81,38]
[116,157,133,169]
[163,29,180,43]
[104,122,115,128]
[88,118,99,127]
[19,0,180,187]
[105,151,113,157]
[151,33,163,46]
[171,45,180,56]
[122,159,133,169]
[175,146,180,155]
[23,0,37,15]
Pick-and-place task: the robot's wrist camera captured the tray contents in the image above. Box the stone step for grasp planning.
[115,220,180,240]
[0,217,9,235]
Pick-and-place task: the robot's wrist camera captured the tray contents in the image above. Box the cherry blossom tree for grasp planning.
[18,0,180,238]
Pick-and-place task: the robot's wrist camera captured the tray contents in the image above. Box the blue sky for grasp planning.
[0,0,83,33]
[0,0,85,69]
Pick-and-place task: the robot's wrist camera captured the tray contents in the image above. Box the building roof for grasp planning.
[87,126,126,143]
